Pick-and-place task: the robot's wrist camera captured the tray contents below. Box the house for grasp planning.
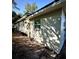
[13,0,66,54]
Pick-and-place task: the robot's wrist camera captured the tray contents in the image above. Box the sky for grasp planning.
[13,0,54,15]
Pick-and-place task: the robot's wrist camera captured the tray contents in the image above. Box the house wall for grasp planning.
[23,20,30,35]
[13,0,66,54]
[14,18,31,37]
[24,19,30,37]
[40,10,61,53]
[18,19,30,37]
[30,8,65,53]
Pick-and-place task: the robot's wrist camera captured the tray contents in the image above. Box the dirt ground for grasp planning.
[12,30,55,59]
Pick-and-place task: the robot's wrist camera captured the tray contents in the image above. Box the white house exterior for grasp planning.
[14,0,66,54]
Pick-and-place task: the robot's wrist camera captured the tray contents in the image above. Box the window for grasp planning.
[34,19,41,31]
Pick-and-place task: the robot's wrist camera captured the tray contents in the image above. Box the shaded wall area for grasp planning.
[30,9,62,53]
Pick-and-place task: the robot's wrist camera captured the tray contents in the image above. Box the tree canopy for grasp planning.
[24,2,37,15]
